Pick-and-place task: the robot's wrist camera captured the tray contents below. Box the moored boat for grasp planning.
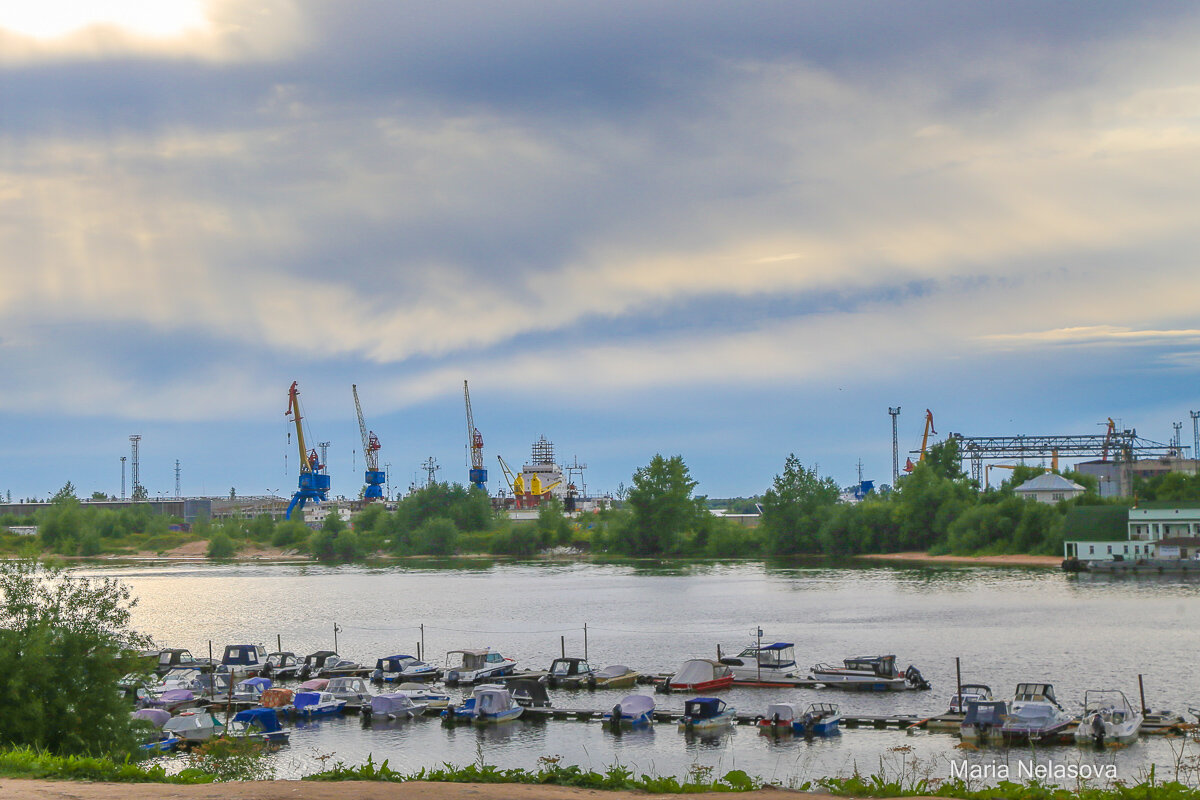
[678,697,735,732]
[722,642,801,685]
[960,699,1008,744]
[665,659,734,693]
[602,694,656,729]
[394,682,450,709]
[371,654,439,683]
[590,664,640,689]
[263,651,301,680]
[441,684,523,724]
[131,708,180,752]
[219,644,268,678]
[794,702,841,736]
[326,676,373,711]
[948,684,994,714]
[162,709,224,744]
[1075,690,1142,746]
[293,691,347,716]
[443,648,517,685]
[1000,683,1075,743]
[227,707,290,743]
[757,702,798,734]
[545,657,595,689]
[370,692,428,720]
[809,656,930,691]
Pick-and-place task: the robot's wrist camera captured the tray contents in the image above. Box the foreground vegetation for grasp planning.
[6,444,1200,561]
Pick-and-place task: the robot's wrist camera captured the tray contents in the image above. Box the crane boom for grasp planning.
[352,384,385,500]
[464,380,487,490]
[284,381,331,518]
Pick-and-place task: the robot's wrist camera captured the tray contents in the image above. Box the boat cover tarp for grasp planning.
[239,677,272,691]
[232,707,284,733]
[294,692,324,711]
[223,646,261,666]
[157,689,194,704]
[596,664,634,679]
[672,659,722,685]
[299,679,329,691]
[261,688,294,708]
[684,697,724,718]
[766,703,798,721]
[475,687,514,715]
[371,693,421,716]
[964,700,1008,726]
[377,656,415,671]
[132,708,170,728]
[615,694,655,717]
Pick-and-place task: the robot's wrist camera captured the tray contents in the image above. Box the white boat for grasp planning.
[810,655,930,691]
[326,676,373,710]
[601,694,656,729]
[443,648,517,685]
[370,692,428,720]
[395,682,451,709]
[153,668,206,696]
[162,709,224,743]
[948,684,994,714]
[678,697,735,732]
[442,684,523,724]
[231,677,272,704]
[293,691,347,716]
[1075,690,1142,746]
[1001,683,1075,742]
[219,644,268,678]
[721,642,802,684]
[757,702,799,734]
[666,659,734,692]
[960,699,1008,744]
[371,654,439,683]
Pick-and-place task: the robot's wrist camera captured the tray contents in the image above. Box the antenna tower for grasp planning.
[1173,422,1184,455]
[175,460,181,499]
[318,442,331,469]
[564,456,588,498]
[422,456,440,487]
[120,456,126,500]
[888,407,901,486]
[1192,411,1200,474]
[129,435,142,497]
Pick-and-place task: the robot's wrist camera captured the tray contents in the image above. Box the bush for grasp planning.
[411,517,458,556]
[206,532,237,559]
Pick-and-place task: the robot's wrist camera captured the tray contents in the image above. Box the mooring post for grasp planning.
[334,622,339,653]
[1138,673,1148,714]
[277,633,282,652]
[955,657,962,707]
[583,623,588,660]
[421,624,425,662]
[561,635,566,658]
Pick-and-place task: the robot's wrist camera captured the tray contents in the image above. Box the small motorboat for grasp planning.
[1000,683,1075,742]
[722,642,801,684]
[263,651,301,680]
[153,668,206,695]
[395,682,451,709]
[665,659,734,693]
[757,702,798,734]
[961,700,1008,744]
[948,684,994,714]
[131,708,180,752]
[326,676,374,711]
[546,657,595,689]
[293,691,347,716]
[510,679,552,708]
[443,648,517,685]
[148,689,202,714]
[442,684,523,724]
[232,677,272,704]
[602,694,656,729]
[219,644,268,678]
[227,707,290,743]
[162,709,224,744]
[678,697,735,732]
[810,656,930,691]
[153,648,214,676]
[371,654,439,683]
[370,692,428,720]
[794,703,841,736]
[1075,690,1142,746]
[298,651,339,680]
[299,678,329,692]
[317,656,365,679]
[590,664,640,689]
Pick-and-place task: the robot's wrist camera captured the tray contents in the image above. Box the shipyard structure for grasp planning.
[495,435,608,519]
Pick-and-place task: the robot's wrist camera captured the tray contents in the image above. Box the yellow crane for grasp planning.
[904,409,937,473]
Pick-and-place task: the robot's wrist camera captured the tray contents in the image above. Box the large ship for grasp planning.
[497,436,606,516]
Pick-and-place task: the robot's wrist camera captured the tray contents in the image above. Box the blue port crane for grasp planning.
[352,384,385,500]
[284,381,331,520]
[464,380,487,491]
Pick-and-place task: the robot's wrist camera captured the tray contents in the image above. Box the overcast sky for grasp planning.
[2,1,1199,502]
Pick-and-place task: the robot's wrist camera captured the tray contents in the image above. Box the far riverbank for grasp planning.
[856,551,1061,568]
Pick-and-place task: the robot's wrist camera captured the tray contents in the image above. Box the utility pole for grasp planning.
[1174,422,1184,456]
[120,456,126,500]
[129,435,142,498]
[888,407,901,487]
[175,460,181,499]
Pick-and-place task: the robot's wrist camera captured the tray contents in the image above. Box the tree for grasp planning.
[207,531,237,559]
[411,517,458,556]
[623,455,704,555]
[0,559,148,755]
[761,454,839,554]
[90,491,109,501]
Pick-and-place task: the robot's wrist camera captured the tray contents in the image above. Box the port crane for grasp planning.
[464,380,487,491]
[284,381,331,520]
[496,454,522,496]
[352,384,385,500]
[904,409,937,473]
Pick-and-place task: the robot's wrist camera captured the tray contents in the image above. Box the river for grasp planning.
[81,559,1200,787]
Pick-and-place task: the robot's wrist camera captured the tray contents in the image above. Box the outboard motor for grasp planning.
[609,704,622,731]
[905,665,931,691]
[1090,713,1106,746]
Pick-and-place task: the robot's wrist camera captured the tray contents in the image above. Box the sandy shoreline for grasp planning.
[857,551,1061,568]
[0,780,928,800]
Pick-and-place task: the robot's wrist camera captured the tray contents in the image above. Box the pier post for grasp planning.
[955,657,961,704]
[561,636,566,658]
[584,623,588,660]
[1138,673,1148,714]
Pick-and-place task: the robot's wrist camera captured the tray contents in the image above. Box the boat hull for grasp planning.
[667,676,734,693]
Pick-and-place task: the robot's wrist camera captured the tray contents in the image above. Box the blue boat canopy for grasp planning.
[376,655,416,669]
[684,697,726,718]
[759,642,794,650]
[294,691,322,710]
[223,645,263,665]
[232,707,284,733]
[240,677,272,690]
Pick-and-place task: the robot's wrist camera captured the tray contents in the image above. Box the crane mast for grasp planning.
[464,380,487,491]
[284,381,331,519]
[352,384,385,500]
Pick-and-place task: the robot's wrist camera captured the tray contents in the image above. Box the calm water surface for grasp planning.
[79,560,1200,785]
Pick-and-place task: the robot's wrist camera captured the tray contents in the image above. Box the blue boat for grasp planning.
[601,694,656,729]
[441,684,523,725]
[131,708,180,752]
[678,697,735,732]
[293,691,347,716]
[371,654,439,683]
[228,707,290,743]
[793,703,841,736]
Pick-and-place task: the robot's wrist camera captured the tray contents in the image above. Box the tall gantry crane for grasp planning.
[284,381,331,520]
[464,380,487,491]
[352,384,385,500]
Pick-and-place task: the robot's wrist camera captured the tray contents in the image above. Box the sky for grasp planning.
[2,1,1200,502]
